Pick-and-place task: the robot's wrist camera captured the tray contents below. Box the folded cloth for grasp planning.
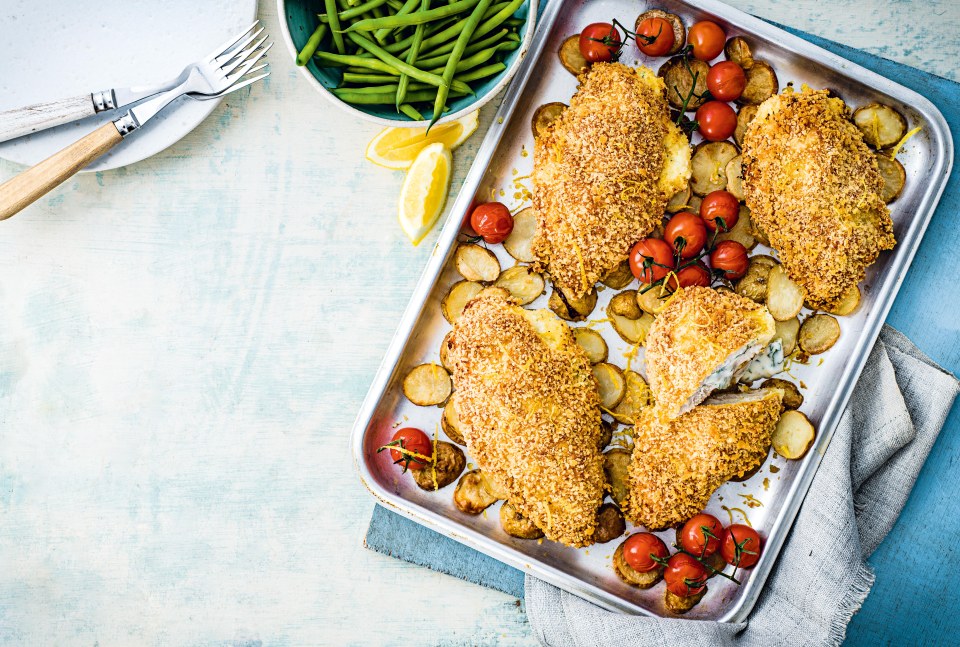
[525,326,959,646]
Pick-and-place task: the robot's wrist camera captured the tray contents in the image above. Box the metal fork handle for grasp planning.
[0,90,119,144]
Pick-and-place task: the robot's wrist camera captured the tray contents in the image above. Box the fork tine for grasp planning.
[217,72,270,97]
[220,37,270,77]
[229,62,269,81]
[226,43,273,80]
[206,20,260,61]
[216,27,265,64]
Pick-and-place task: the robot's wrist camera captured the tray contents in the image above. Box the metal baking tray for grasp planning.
[351,0,952,621]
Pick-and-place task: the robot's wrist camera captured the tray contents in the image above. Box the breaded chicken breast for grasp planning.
[531,62,691,299]
[645,287,776,420]
[742,88,896,310]
[447,292,605,547]
[627,388,783,530]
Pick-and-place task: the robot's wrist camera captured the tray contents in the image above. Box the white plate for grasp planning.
[0,0,258,172]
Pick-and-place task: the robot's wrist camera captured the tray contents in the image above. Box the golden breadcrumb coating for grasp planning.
[447,292,605,547]
[645,287,776,420]
[531,62,691,299]
[742,88,896,310]
[626,389,784,530]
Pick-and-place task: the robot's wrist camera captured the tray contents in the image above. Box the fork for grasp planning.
[0,22,271,221]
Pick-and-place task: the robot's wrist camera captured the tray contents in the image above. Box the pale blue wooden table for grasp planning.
[0,0,957,645]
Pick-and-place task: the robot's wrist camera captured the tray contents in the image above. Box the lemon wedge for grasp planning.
[366,110,478,170]
[398,142,453,245]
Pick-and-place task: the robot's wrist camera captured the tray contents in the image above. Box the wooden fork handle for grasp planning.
[0,121,122,221]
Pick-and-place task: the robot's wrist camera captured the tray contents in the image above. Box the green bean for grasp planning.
[399,104,424,120]
[397,0,430,109]
[385,0,405,8]
[504,16,524,28]
[333,88,467,104]
[297,24,329,66]
[454,61,505,83]
[346,0,481,32]
[324,0,347,54]
[346,31,472,93]
[383,16,459,53]
[339,81,432,93]
[471,0,525,42]
[415,28,506,68]
[428,40,517,75]
[316,51,402,74]
[430,0,493,129]
[375,0,420,42]
[318,0,390,22]
[342,72,398,83]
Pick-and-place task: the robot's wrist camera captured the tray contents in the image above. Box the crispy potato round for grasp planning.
[636,9,686,55]
[412,441,466,491]
[659,56,710,111]
[454,470,500,514]
[455,243,500,282]
[593,363,627,409]
[825,285,861,317]
[495,266,545,305]
[724,36,754,69]
[573,327,608,364]
[441,397,466,445]
[691,141,739,195]
[766,265,804,321]
[611,371,653,424]
[531,102,567,139]
[403,363,452,406]
[751,217,771,247]
[636,287,672,314]
[500,501,544,539]
[594,503,627,544]
[735,254,777,303]
[738,61,778,105]
[503,206,538,262]
[665,587,707,614]
[603,448,631,507]
[798,314,841,355]
[439,330,455,372]
[549,286,598,321]
[761,377,804,410]
[875,154,906,203]
[614,543,663,588]
[772,410,816,459]
[666,184,693,214]
[715,205,756,249]
[773,316,800,356]
[559,34,588,76]
[734,104,759,148]
[610,290,642,320]
[442,280,484,323]
[598,419,614,451]
[602,259,635,289]
[608,309,654,345]
[853,103,907,149]
[725,155,745,200]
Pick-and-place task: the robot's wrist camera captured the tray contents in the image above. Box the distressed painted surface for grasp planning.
[0,1,957,645]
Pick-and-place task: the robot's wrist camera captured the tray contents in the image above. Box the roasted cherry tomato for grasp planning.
[721,524,762,568]
[710,240,750,280]
[700,190,740,231]
[707,61,747,101]
[680,513,724,557]
[664,212,707,259]
[695,100,737,142]
[667,262,711,290]
[380,427,432,472]
[635,17,675,57]
[687,20,726,61]
[578,22,622,63]
[664,553,709,597]
[469,202,514,244]
[623,532,670,572]
[629,237,674,284]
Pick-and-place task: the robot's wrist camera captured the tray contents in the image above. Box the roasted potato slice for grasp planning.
[609,290,642,319]
[594,503,627,544]
[603,448,631,507]
[826,285,861,317]
[573,327,608,364]
[500,501,544,539]
[715,205,755,249]
[637,286,672,314]
[598,418,614,451]
[687,194,703,215]
[593,363,627,410]
[403,363,452,406]
[798,314,840,355]
[725,155,744,200]
[614,543,663,588]
[752,218,771,248]
[665,588,707,614]
[531,102,567,139]
[559,34,588,76]
[666,184,693,214]
[454,470,500,514]
[441,397,466,445]
[439,330,455,372]
[549,286,598,321]
[503,206,538,262]
[734,104,758,148]
[853,103,907,149]
[691,141,739,195]
[601,259,635,289]
[455,244,500,282]
[724,36,753,69]
[735,254,777,303]
[412,441,466,491]
[772,410,816,459]
[442,280,484,323]
[875,154,906,203]
[636,9,686,55]
[761,378,803,410]
[659,56,710,111]
[608,309,654,345]
[495,266,544,305]
[766,265,804,321]
[773,316,800,356]
[738,61,778,105]
[611,371,653,425]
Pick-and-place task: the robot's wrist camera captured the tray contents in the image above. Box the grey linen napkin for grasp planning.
[526,325,960,647]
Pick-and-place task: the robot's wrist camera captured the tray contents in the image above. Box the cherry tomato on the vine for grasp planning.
[469,202,514,244]
[635,17,675,57]
[707,61,747,101]
[721,524,763,568]
[695,100,737,142]
[680,513,724,557]
[623,532,670,572]
[579,22,623,63]
[381,427,433,472]
[664,553,709,597]
[710,240,750,280]
[629,237,674,283]
[664,211,707,259]
[667,262,711,290]
[700,190,740,231]
[687,20,726,61]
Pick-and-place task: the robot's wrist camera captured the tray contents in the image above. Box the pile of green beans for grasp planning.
[295,0,527,127]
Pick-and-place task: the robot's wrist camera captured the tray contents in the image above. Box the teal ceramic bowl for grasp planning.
[278,0,537,127]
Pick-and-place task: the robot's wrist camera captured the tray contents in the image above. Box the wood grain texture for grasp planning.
[0,121,121,220]
[0,1,956,645]
[0,94,96,143]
